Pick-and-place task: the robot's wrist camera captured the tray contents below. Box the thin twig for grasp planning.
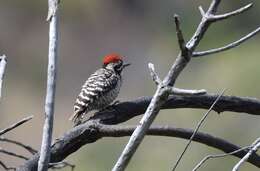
[172,89,226,171]
[232,138,260,171]
[0,161,15,171]
[171,87,207,96]
[192,145,252,171]
[0,147,29,160]
[0,116,33,136]
[148,63,161,85]
[0,55,7,99]
[211,3,253,21]
[198,6,205,17]
[193,26,260,57]
[38,0,59,170]
[49,161,75,171]
[174,15,186,54]
[0,137,37,154]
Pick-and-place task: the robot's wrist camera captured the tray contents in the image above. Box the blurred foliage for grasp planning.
[0,0,260,170]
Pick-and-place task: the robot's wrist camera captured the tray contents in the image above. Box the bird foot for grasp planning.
[100,100,120,113]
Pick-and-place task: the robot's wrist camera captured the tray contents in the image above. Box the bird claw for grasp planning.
[99,100,120,113]
[111,100,120,106]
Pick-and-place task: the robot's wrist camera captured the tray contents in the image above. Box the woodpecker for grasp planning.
[69,53,130,126]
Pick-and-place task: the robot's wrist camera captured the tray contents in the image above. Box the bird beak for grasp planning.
[123,63,131,69]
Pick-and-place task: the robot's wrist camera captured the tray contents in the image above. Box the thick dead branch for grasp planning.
[15,92,260,171]
[17,123,260,171]
[0,116,33,136]
[38,0,59,170]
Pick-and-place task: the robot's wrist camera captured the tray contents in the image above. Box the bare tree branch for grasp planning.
[172,89,225,171]
[13,92,260,171]
[232,138,260,171]
[0,0,257,170]
[198,6,205,17]
[0,137,37,154]
[46,0,59,21]
[174,15,186,54]
[0,148,29,160]
[148,63,161,85]
[88,94,260,125]
[210,3,253,21]
[186,0,220,51]
[112,0,258,170]
[110,94,260,123]
[0,55,7,99]
[0,161,15,171]
[0,116,33,136]
[148,63,204,95]
[192,145,252,171]
[207,0,221,14]
[171,88,206,96]
[193,26,260,57]
[17,123,260,171]
[49,161,75,171]
[38,0,59,170]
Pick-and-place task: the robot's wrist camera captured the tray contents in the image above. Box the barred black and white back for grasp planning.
[69,54,130,126]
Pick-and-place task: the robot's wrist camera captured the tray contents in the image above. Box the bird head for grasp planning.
[103,53,130,73]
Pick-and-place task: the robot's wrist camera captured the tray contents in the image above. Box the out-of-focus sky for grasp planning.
[0,0,260,170]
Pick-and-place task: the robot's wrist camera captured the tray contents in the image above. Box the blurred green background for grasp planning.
[0,0,260,170]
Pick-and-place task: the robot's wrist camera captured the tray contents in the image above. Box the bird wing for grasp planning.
[70,68,118,124]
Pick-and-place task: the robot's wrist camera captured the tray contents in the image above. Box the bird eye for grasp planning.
[115,60,123,71]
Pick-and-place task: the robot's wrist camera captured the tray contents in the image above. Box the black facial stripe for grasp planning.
[114,60,123,71]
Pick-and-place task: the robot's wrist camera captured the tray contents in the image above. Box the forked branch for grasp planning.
[0,161,15,171]
[112,1,260,170]
[232,138,260,171]
[193,26,260,57]
[17,93,260,170]
[16,1,260,171]
[192,145,252,171]
[210,3,253,21]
